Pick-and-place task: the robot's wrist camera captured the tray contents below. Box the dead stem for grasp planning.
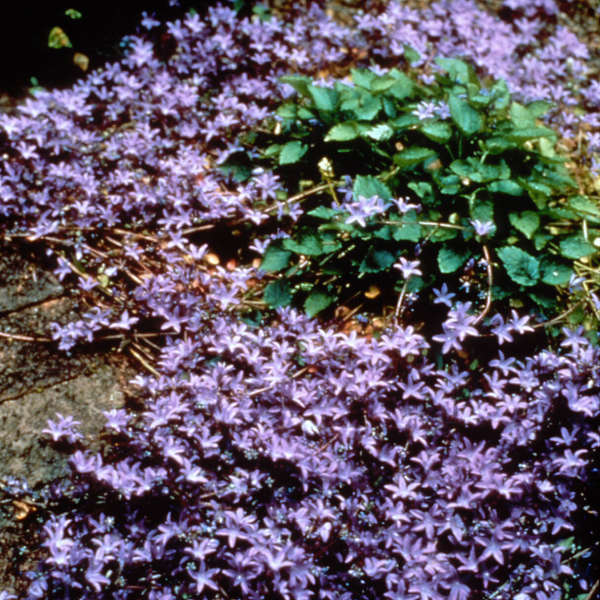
[111,228,160,244]
[0,331,52,343]
[286,183,331,204]
[473,245,493,326]
[181,223,218,235]
[532,299,585,329]
[394,279,409,321]
[128,346,160,377]
[341,303,364,323]
[585,578,599,600]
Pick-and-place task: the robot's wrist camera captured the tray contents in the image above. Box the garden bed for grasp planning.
[0,0,599,598]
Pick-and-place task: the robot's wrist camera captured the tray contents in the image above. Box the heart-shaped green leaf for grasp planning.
[497,246,540,287]
[448,92,482,137]
[509,211,540,239]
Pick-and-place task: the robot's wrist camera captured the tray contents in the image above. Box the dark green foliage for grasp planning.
[249,57,598,318]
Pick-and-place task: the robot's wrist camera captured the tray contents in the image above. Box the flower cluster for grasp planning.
[0,0,598,598]
[21,299,600,599]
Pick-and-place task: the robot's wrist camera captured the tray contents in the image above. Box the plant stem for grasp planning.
[0,331,52,343]
[473,244,493,325]
[394,279,410,321]
[585,578,599,600]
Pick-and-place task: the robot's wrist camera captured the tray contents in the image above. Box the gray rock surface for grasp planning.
[0,244,135,594]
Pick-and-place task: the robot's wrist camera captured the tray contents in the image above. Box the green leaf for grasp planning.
[510,102,535,128]
[538,137,559,159]
[568,195,600,223]
[373,225,392,240]
[509,211,540,239]
[520,178,552,197]
[497,246,540,287]
[387,71,414,100]
[468,91,492,108]
[484,136,516,154]
[283,232,325,256]
[449,160,474,179]
[538,167,576,189]
[280,74,312,97]
[470,200,494,228]
[507,127,556,143]
[308,206,340,219]
[359,248,396,273]
[260,245,292,272]
[252,3,271,21]
[421,121,452,143]
[429,228,459,242]
[437,246,470,273]
[382,97,398,118]
[391,114,420,129]
[534,232,552,250]
[392,222,422,242]
[264,280,292,308]
[339,91,360,112]
[353,174,392,202]
[527,100,553,118]
[403,44,421,64]
[559,235,597,259]
[489,78,510,111]
[408,182,435,203]
[308,84,339,112]
[217,153,252,182]
[448,92,482,137]
[364,123,394,141]
[540,258,573,286]
[263,144,281,158]
[353,94,381,121]
[371,75,397,93]
[304,290,334,317]
[487,180,523,196]
[528,290,555,309]
[279,141,308,165]
[394,146,436,169]
[319,233,343,253]
[324,122,360,142]
[350,68,376,89]
[406,276,425,293]
[437,174,461,195]
[450,158,510,183]
[276,102,297,120]
[435,57,476,85]
[297,107,315,120]
[65,8,82,18]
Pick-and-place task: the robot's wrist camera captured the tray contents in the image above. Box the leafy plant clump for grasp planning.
[238,57,599,319]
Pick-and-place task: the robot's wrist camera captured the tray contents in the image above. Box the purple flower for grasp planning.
[109,310,139,330]
[103,409,131,433]
[344,194,390,227]
[42,414,83,444]
[85,561,111,592]
[187,561,220,594]
[412,101,437,120]
[70,450,102,474]
[432,283,455,307]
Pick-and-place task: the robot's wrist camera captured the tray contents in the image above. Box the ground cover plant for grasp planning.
[0,0,599,598]
[244,59,593,320]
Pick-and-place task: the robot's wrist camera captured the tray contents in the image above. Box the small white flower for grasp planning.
[471,219,494,237]
[394,257,422,279]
